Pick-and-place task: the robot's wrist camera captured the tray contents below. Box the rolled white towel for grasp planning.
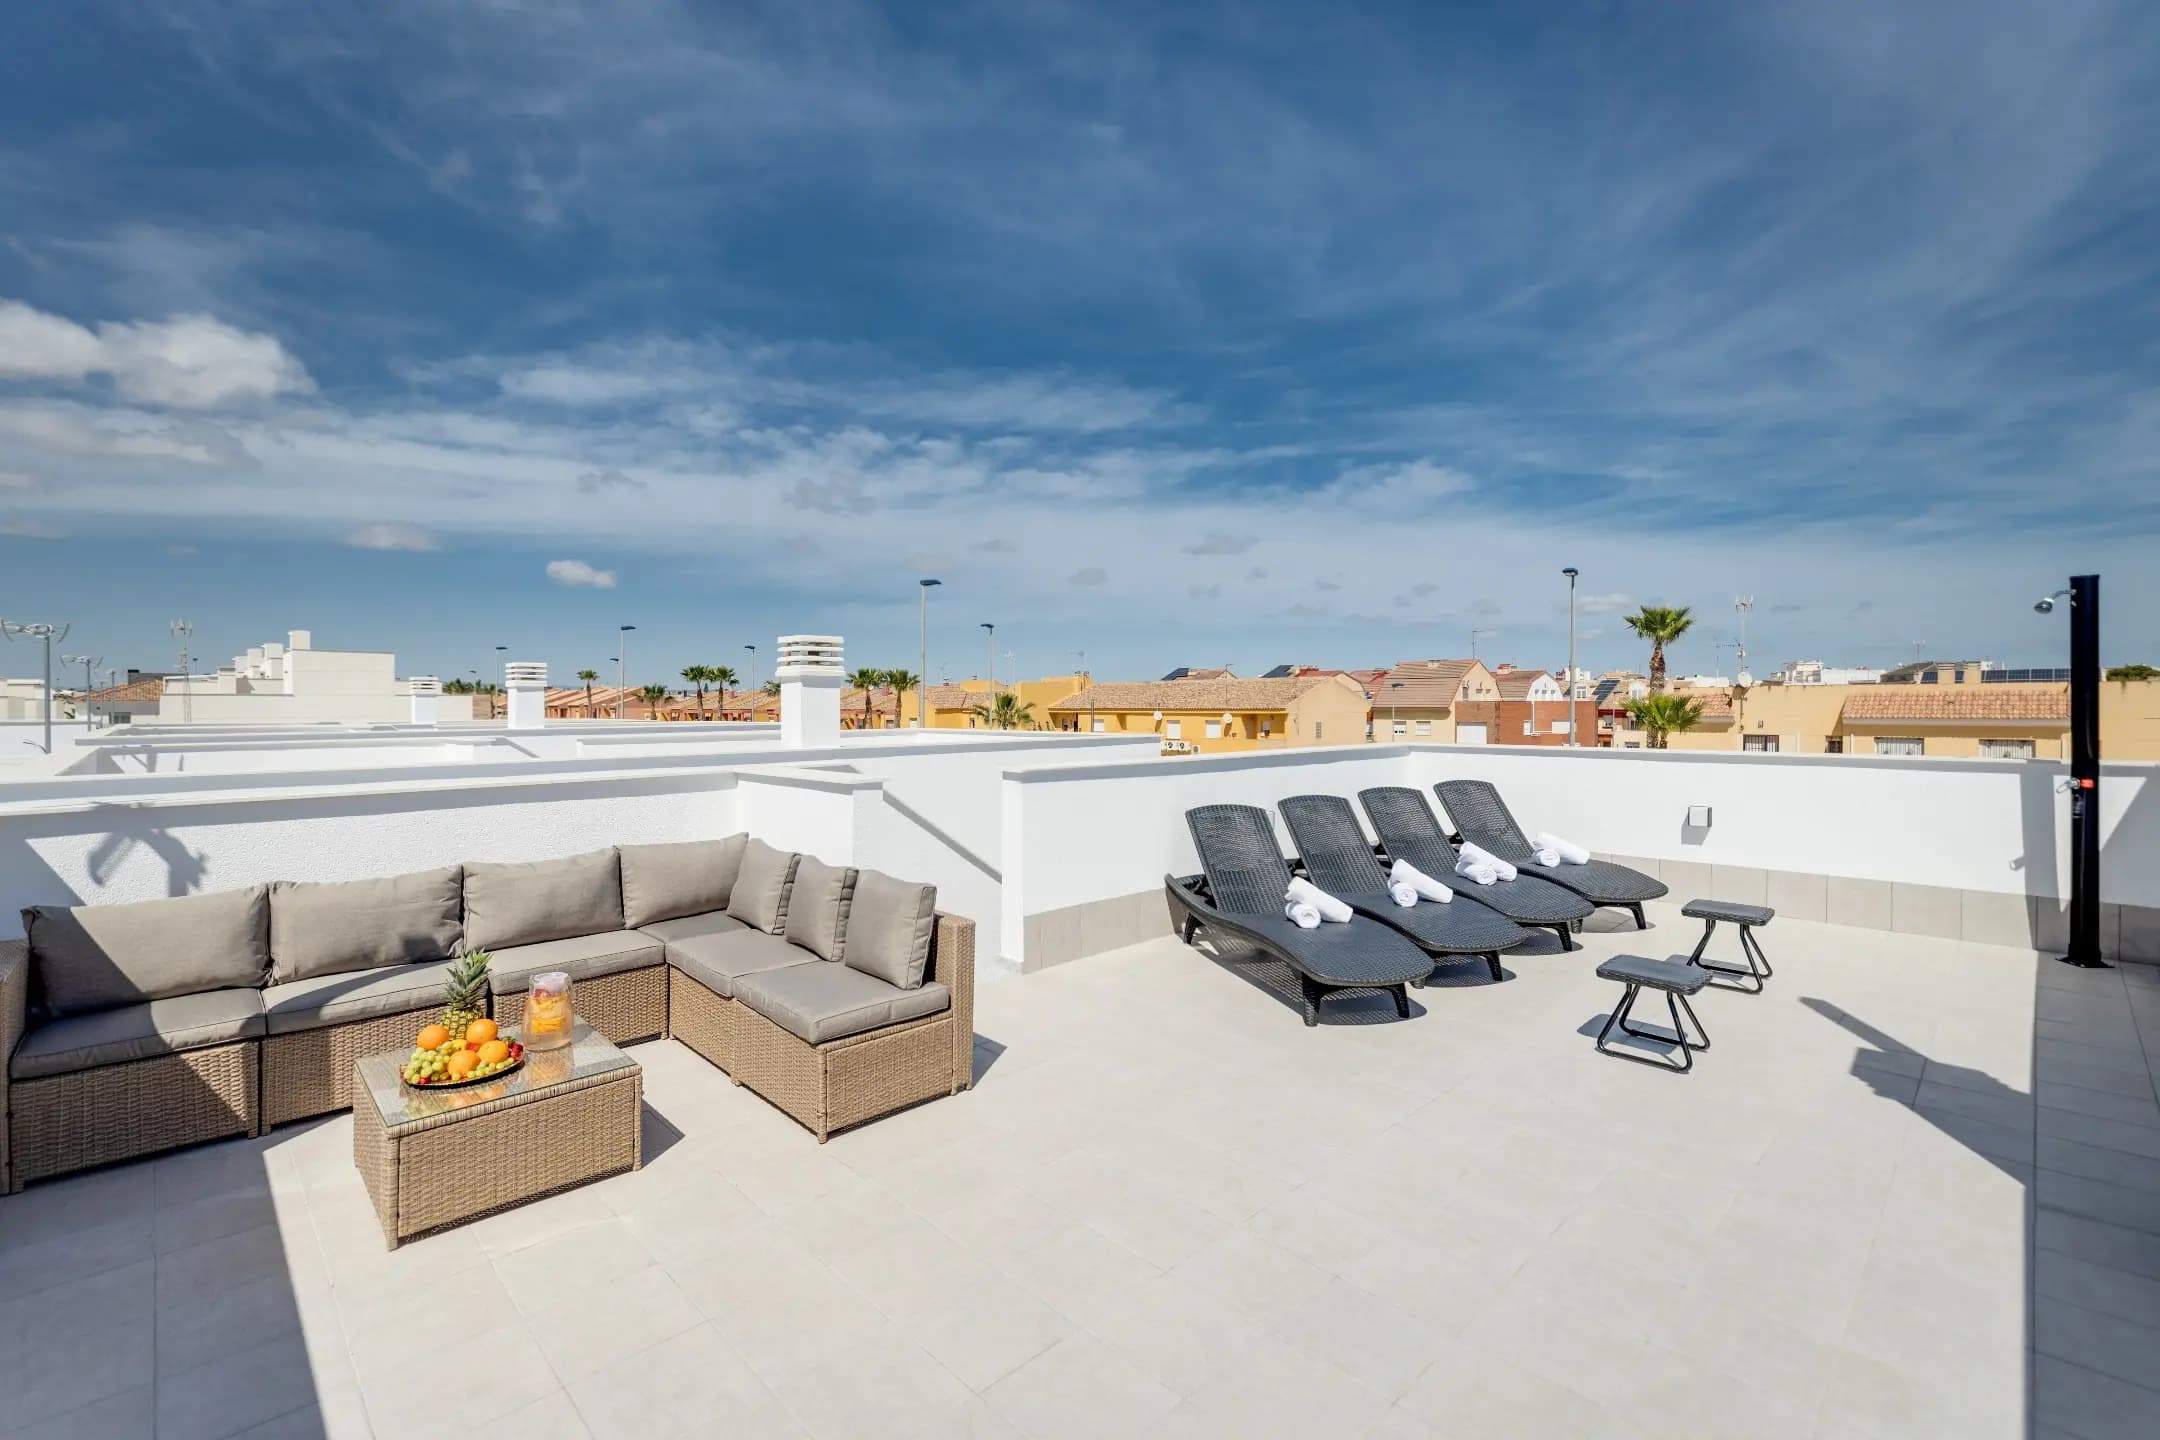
[1454,857,1502,886]
[1457,842,1518,882]
[1388,881,1418,908]
[1533,831,1592,865]
[1528,844,1560,866]
[1285,877,1353,924]
[1284,900,1322,929]
[1390,858,1453,903]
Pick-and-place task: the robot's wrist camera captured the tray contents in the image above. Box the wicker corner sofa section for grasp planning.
[2,836,974,1191]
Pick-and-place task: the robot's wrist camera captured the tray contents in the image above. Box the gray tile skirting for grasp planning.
[1013,862,2160,972]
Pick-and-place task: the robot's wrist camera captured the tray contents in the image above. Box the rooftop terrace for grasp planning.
[3,711,2159,1435]
[2,906,2155,1437]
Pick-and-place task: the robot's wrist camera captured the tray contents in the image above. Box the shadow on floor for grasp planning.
[1186,933,1431,1026]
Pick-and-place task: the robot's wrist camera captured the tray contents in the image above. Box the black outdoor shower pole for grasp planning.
[2063,573,2106,968]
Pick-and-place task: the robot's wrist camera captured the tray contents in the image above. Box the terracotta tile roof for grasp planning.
[1494,670,1549,701]
[924,683,1018,710]
[1048,675,1333,714]
[88,678,165,703]
[1382,658,1478,709]
[1841,684,2068,723]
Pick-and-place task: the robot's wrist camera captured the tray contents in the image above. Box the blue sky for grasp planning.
[3,0,2157,689]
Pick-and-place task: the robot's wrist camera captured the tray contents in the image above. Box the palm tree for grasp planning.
[1623,605,1695,694]
[682,664,709,720]
[972,692,1036,730]
[576,668,599,717]
[847,667,884,729]
[882,669,920,727]
[636,682,670,719]
[1626,693,1704,750]
[706,664,738,719]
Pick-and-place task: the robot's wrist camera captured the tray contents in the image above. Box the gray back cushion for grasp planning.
[23,886,272,1018]
[268,866,463,983]
[842,870,938,990]
[620,835,747,929]
[784,856,859,962]
[725,839,799,936]
[463,849,624,951]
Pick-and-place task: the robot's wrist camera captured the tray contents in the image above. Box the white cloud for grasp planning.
[1578,592,1636,616]
[342,522,438,552]
[0,402,228,463]
[0,469,35,489]
[0,516,65,539]
[546,558,617,588]
[1067,566,1108,587]
[0,299,313,408]
[1181,533,1257,556]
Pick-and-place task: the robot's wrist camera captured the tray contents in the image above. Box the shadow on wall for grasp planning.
[0,771,736,933]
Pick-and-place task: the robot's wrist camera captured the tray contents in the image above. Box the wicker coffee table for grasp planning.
[353,1022,642,1247]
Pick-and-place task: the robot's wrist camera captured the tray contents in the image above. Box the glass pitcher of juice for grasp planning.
[525,971,574,1050]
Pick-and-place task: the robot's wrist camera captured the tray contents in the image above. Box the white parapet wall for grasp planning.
[996,743,2160,971]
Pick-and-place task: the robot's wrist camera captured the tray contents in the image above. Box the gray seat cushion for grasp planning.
[1595,954,1709,994]
[10,989,266,1081]
[22,886,271,1018]
[620,836,748,928]
[486,930,664,996]
[269,866,463,983]
[843,870,938,990]
[1680,899,1774,926]
[463,849,625,951]
[733,961,951,1045]
[261,961,456,1036]
[784,856,857,962]
[724,839,799,936]
[666,929,815,999]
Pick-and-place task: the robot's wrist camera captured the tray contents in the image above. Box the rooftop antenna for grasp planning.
[61,652,101,729]
[1,618,71,753]
[171,620,194,724]
[1470,628,1495,660]
[1734,596,1755,687]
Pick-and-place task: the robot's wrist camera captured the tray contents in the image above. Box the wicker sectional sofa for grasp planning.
[1,835,974,1191]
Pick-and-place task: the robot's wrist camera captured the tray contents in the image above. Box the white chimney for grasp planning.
[409,675,441,726]
[287,629,312,651]
[777,635,844,748]
[505,661,548,730]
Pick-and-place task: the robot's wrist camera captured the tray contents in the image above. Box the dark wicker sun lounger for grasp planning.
[1166,804,1433,1026]
[1276,795,1532,983]
[1433,779,1668,928]
[1356,787,1593,951]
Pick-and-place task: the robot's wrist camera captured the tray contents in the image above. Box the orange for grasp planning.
[415,1023,450,1051]
[446,1050,478,1079]
[477,1039,510,1066]
[464,1018,499,1046]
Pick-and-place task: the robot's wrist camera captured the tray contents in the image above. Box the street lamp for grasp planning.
[62,653,101,729]
[616,625,636,719]
[1562,567,1579,748]
[917,579,942,729]
[2036,577,2106,968]
[1077,648,1092,734]
[744,644,757,700]
[1389,680,1404,741]
[980,622,995,728]
[1,618,70,753]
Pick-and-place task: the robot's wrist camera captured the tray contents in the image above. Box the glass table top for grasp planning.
[355,1021,638,1128]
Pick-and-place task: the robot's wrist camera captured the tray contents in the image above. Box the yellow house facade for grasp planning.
[1614,676,2160,760]
[895,674,1089,730]
[1377,658,1499,743]
[1047,673,1371,753]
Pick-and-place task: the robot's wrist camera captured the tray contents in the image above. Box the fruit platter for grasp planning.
[400,1017,525,1089]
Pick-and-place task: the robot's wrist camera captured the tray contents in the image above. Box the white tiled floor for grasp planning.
[4,904,2158,1438]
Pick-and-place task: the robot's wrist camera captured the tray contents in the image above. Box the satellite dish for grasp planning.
[1736,670,1755,689]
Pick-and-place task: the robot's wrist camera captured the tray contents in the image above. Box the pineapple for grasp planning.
[439,949,491,1041]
